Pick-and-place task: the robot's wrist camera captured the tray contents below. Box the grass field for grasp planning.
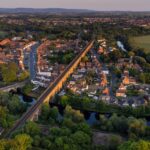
[130,35,150,53]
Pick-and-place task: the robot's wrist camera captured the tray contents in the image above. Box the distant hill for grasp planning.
[0,8,96,14]
[0,8,149,16]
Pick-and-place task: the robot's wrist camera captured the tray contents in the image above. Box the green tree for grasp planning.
[62,118,76,129]
[76,123,91,135]
[41,137,52,149]
[64,105,84,123]
[82,97,91,110]
[32,135,41,147]
[113,67,122,78]
[1,62,18,83]
[22,83,34,95]
[0,92,9,106]
[40,103,50,120]
[0,139,6,150]
[55,137,64,147]
[108,135,123,150]
[24,121,40,136]
[18,71,29,81]
[60,95,69,106]
[128,118,146,138]
[99,115,108,130]
[82,56,89,62]
[118,140,150,150]
[109,50,122,62]
[0,106,8,128]
[49,106,59,120]
[13,134,32,150]
[71,131,91,150]
[139,73,146,84]
[109,114,128,133]
[8,95,25,114]
[139,73,150,84]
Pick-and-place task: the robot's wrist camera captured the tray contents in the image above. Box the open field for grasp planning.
[130,35,150,53]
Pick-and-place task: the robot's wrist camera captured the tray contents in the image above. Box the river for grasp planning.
[50,103,110,126]
[11,91,102,125]
[10,89,36,105]
[50,103,150,126]
[11,91,150,126]
[117,41,127,52]
[18,94,36,105]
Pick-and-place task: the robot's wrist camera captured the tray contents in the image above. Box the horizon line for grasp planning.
[0,7,150,12]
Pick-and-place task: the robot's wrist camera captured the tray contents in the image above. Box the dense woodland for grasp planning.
[1,104,150,150]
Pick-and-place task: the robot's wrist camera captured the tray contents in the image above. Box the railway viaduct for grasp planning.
[5,40,94,137]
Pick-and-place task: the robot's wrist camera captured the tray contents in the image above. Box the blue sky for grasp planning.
[0,0,150,11]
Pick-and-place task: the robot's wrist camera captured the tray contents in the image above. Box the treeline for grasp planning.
[0,20,91,41]
[59,94,150,118]
[2,104,150,150]
[98,113,150,139]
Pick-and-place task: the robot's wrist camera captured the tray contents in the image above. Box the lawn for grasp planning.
[130,35,150,53]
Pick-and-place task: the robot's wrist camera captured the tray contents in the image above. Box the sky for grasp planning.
[0,0,150,11]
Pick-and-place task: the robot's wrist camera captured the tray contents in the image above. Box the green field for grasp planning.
[130,35,150,53]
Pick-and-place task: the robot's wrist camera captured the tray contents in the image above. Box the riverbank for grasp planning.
[55,94,150,118]
[50,102,150,127]
[12,88,150,123]
[10,89,36,104]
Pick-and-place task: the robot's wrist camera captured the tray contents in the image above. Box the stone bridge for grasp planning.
[0,80,28,92]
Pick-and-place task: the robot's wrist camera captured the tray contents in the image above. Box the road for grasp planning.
[91,48,116,101]
[5,41,94,138]
[29,43,39,80]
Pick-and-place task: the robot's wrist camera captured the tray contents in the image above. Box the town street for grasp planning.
[29,42,39,80]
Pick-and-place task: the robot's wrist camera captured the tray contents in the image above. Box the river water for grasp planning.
[10,89,36,105]
[117,41,127,52]
[13,91,101,125]
[18,94,36,105]
[11,90,150,126]
[49,103,150,126]
[50,103,110,126]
